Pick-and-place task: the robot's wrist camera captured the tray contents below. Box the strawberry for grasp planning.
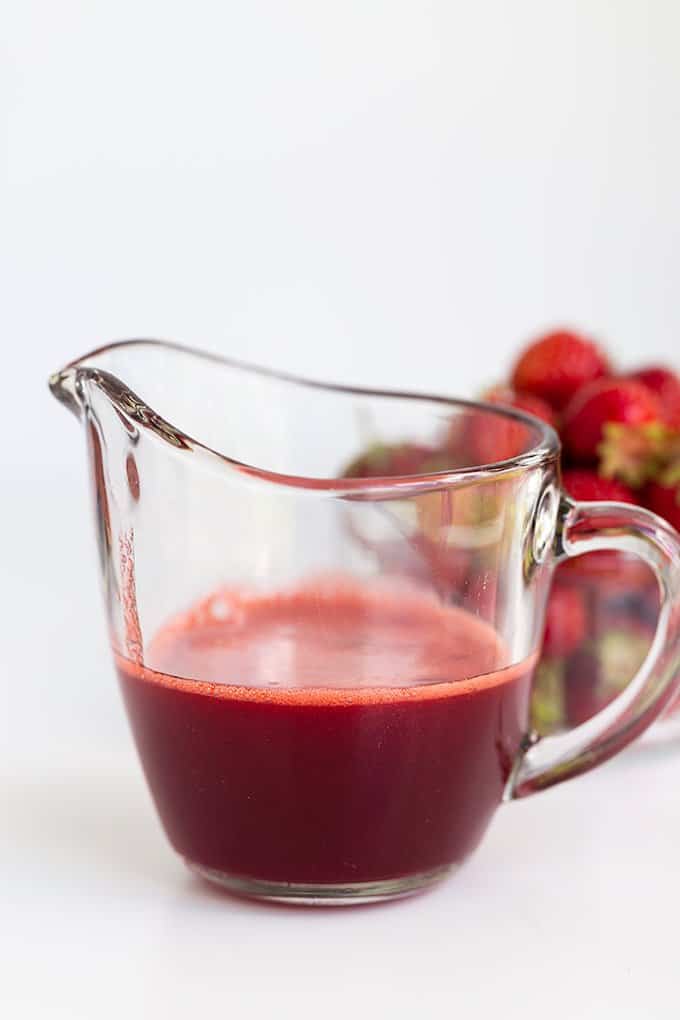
[641,477,680,533]
[598,421,670,488]
[469,386,556,464]
[345,441,436,478]
[560,471,638,573]
[561,468,636,504]
[429,544,473,589]
[628,366,680,429]
[562,377,662,463]
[374,443,435,476]
[563,649,603,726]
[464,566,498,620]
[560,550,624,577]
[589,571,658,636]
[530,660,566,734]
[542,584,588,658]
[485,385,557,426]
[597,626,653,698]
[511,330,610,410]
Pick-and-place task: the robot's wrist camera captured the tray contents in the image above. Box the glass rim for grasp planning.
[54,338,561,494]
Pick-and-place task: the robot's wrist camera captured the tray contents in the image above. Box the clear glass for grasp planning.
[50,340,680,904]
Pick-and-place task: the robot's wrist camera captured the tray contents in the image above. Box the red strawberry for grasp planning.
[345,442,435,478]
[542,584,588,658]
[560,472,638,573]
[562,377,662,463]
[469,386,556,463]
[628,366,680,429]
[485,386,557,425]
[561,468,636,504]
[464,566,498,620]
[563,649,603,726]
[641,478,680,533]
[511,330,610,410]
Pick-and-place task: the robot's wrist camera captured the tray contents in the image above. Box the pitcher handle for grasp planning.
[506,496,680,799]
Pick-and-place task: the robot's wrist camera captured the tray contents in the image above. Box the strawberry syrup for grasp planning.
[117,580,533,885]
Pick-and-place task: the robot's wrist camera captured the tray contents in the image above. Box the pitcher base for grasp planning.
[188,861,454,905]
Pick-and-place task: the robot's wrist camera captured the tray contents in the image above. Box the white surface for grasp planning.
[3,481,680,1020]
[4,712,680,1020]
[3,4,680,1018]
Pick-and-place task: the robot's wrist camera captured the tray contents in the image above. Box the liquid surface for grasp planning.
[146,579,507,695]
[118,579,533,885]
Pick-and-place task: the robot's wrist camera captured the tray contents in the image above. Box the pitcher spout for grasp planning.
[49,337,559,491]
[49,343,192,451]
[49,366,84,420]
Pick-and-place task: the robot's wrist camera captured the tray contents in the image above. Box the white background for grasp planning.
[2,3,680,1018]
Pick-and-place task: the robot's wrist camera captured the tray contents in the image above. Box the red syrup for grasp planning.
[117,579,533,886]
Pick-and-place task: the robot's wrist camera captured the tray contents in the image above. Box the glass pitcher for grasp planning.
[50,340,680,905]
